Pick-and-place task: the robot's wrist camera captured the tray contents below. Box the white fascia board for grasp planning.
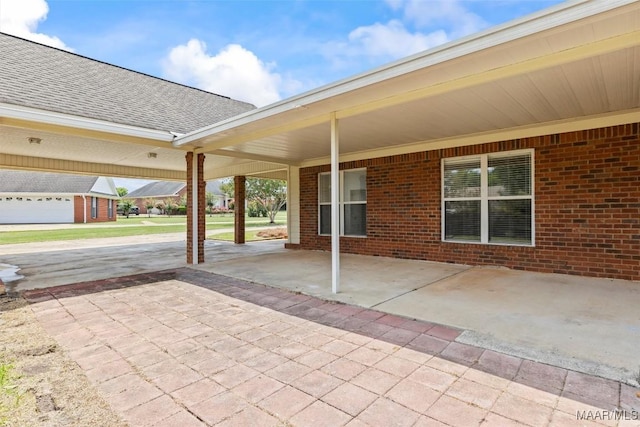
[0,192,77,198]
[87,192,121,199]
[174,0,634,148]
[0,103,175,142]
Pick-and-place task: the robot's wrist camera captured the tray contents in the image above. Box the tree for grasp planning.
[205,191,215,216]
[164,198,177,217]
[143,198,155,217]
[116,187,129,197]
[220,177,286,224]
[155,200,166,215]
[119,199,134,218]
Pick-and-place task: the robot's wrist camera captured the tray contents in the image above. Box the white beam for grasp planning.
[286,166,301,245]
[330,113,340,294]
[0,153,185,180]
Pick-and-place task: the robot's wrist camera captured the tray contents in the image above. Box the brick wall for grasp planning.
[297,123,640,280]
[73,196,116,223]
[186,153,205,264]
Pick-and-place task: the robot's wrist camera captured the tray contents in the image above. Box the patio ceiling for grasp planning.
[176,0,640,172]
[1,0,638,183]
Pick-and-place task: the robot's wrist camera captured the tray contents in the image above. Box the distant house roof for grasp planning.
[128,180,227,198]
[0,170,114,195]
[206,180,225,196]
[0,32,256,134]
[127,181,186,198]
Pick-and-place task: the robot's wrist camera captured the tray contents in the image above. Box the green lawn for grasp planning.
[0,212,287,244]
[209,230,266,242]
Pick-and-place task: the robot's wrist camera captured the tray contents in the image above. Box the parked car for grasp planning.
[117,206,139,215]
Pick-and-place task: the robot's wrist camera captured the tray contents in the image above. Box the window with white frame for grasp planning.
[442,149,533,245]
[108,199,113,218]
[91,197,97,218]
[318,169,367,236]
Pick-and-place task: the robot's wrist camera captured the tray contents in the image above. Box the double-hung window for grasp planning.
[319,168,367,236]
[91,197,98,219]
[108,199,114,218]
[442,149,534,245]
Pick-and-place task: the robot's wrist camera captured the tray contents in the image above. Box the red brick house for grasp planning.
[295,125,639,281]
[171,0,640,285]
[0,170,119,224]
[0,0,638,288]
[126,181,187,214]
[126,180,228,214]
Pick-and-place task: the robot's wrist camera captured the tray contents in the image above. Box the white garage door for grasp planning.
[0,196,74,224]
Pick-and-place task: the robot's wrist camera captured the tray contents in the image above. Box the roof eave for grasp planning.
[0,102,176,142]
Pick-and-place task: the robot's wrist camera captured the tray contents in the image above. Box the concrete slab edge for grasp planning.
[457,329,639,387]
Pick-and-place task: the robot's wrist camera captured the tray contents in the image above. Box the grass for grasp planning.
[0,212,287,245]
[0,363,20,424]
[209,231,265,242]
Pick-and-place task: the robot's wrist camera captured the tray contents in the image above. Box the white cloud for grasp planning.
[387,0,488,38]
[348,20,448,59]
[0,0,72,50]
[322,20,448,70]
[163,39,287,107]
[323,0,487,73]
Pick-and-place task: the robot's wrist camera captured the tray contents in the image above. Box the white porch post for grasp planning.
[286,166,300,246]
[330,112,340,294]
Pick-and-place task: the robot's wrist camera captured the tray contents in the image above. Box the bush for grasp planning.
[247,201,267,217]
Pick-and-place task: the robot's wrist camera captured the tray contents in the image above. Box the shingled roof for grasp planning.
[0,32,256,134]
[127,181,186,198]
[0,170,103,194]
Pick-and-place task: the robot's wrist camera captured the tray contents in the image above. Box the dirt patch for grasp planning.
[0,296,126,427]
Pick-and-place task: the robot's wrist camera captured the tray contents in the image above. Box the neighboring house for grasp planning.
[126,180,227,214]
[126,181,186,214]
[0,170,119,224]
[205,180,231,209]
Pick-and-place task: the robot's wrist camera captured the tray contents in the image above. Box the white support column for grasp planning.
[191,154,199,264]
[330,112,340,294]
[286,166,300,245]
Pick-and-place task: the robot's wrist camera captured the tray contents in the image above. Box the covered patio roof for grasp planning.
[1,0,638,181]
[175,0,639,173]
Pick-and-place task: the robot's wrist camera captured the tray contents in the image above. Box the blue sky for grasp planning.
[0,0,564,190]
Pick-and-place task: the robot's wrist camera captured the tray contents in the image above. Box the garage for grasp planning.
[0,195,74,224]
[0,170,119,224]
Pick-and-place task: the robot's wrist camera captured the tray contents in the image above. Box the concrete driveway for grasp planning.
[3,234,640,386]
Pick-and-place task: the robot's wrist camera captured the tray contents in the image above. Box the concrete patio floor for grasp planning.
[21,271,640,426]
[3,234,640,386]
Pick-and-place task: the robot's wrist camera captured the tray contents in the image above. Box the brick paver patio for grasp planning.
[23,269,640,427]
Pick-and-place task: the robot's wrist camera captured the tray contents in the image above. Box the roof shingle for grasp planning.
[0,32,256,134]
[126,181,186,198]
[0,170,100,193]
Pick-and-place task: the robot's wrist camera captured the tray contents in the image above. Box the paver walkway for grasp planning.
[23,269,640,427]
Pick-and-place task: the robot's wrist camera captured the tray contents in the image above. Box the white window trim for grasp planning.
[319,168,367,237]
[441,148,535,247]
